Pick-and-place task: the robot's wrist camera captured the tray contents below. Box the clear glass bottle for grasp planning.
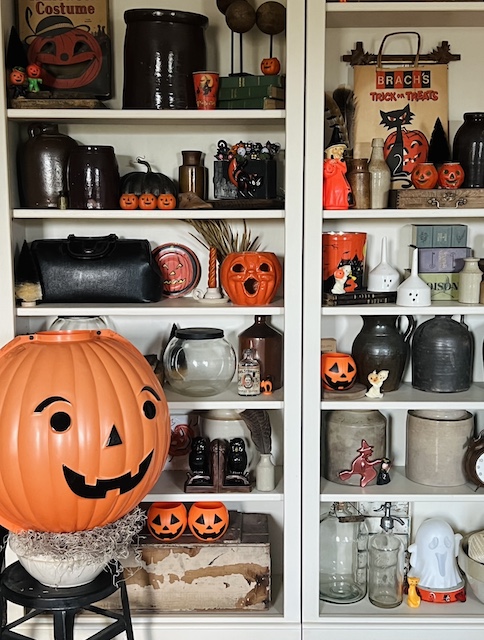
[319,502,368,603]
[368,137,391,209]
[237,348,261,396]
[368,502,404,608]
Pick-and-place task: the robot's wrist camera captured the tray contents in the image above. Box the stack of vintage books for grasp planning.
[218,75,285,110]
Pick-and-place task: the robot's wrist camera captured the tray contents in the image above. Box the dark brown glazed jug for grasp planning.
[122,9,209,110]
[351,315,416,392]
[17,123,78,208]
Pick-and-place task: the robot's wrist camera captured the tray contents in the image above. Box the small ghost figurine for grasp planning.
[408,518,466,603]
[331,264,352,294]
[365,370,389,398]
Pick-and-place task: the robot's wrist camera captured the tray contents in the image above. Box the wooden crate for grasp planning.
[97,511,270,613]
[390,188,484,209]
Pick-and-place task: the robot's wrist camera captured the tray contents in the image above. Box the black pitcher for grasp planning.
[351,315,416,391]
[412,315,473,393]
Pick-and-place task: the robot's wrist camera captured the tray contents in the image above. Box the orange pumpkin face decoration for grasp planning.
[152,244,201,298]
[9,68,26,85]
[411,163,438,189]
[0,330,171,533]
[27,27,103,90]
[157,194,177,210]
[119,193,139,210]
[260,57,281,76]
[438,162,465,189]
[384,129,429,174]
[147,502,187,541]
[220,251,282,306]
[321,352,357,391]
[138,193,157,210]
[188,501,229,541]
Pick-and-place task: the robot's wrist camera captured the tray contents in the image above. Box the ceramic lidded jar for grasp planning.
[406,410,474,487]
[323,409,386,486]
[411,315,473,392]
[122,9,208,110]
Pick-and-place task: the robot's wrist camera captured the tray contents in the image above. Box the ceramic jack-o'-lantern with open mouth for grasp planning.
[220,251,282,306]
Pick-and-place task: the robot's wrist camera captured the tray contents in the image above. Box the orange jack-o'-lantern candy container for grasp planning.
[0,330,171,533]
[411,163,438,189]
[321,352,357,392]
[147,502,187,541]
[187,501,229,541]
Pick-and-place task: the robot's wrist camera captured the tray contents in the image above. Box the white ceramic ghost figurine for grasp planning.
[408,518,465,603]
[365,370,389,398]
[331,264,352,294]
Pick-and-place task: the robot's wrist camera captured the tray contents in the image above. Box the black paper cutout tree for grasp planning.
[428,117,452,168]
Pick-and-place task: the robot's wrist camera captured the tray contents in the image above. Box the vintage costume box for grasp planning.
[16,0,111,98]
[97,511,271,612]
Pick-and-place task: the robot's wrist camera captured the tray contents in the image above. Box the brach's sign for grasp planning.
[16,0,112,98]
[376,69,432,90]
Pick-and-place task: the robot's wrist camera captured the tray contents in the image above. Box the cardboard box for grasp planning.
[97,511,271,613]
[16,0,111,98]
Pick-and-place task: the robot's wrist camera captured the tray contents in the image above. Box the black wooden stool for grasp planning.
[0,560,134,640]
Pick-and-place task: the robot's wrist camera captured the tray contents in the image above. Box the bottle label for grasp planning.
[238,366,260,396]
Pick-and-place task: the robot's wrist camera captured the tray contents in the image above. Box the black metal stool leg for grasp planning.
[119,579,134,640]
[53,609,77,640]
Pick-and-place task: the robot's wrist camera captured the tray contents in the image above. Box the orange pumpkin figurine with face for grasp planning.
[411,163,438,189]
[119,193,139,210]
[138,193,157,210]
[0,330,171,533]
[321,352,357,391]
[188,501,229,541]
[220,251,282,306]
[260,57,281,75]
[147,502,187,541]
[438,162,465,189]
[157,193,177,210]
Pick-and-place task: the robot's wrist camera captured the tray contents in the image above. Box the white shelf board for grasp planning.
[147,468,284,502]
[322,301,484,316]
[7,109,285,125]
[16,297,285,317]
[325,2,484,28]
[320,466,484,502]
[323,208,484,220]
[13,209,285,220]
[318,588,484,620]
[166,383,284,410]
[320,381,484,410]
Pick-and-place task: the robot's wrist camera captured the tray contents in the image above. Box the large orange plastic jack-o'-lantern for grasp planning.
[147,502,187,541]
[220,251,282,306]
[0,330,170,533]
[321,352,357,391]
[187,501,229,541]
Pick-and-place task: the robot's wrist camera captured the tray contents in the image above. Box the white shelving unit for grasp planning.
[303,1,484,639]
[0,1,304,639]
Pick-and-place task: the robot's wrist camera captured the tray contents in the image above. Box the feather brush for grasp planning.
[332,85,356,152]
[240,409,272,455]
[324,92,349,150]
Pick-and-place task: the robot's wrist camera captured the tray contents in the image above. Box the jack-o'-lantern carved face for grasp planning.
[411,163,438,189]
[188,501,229,541]
[260,57,281,76]
[152,244,201,298]
[157,194,177,210]
[27,64,41,78]
[119,193,138,210]
[321,352,357,391]
[147,502,187,541]
[384,129,429,174]
[0,331,170,533]
[438,162,464,189]
[220,251,282,306]
[27,27,102,90]
[9,68,25,85]
[138,193,157,210]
